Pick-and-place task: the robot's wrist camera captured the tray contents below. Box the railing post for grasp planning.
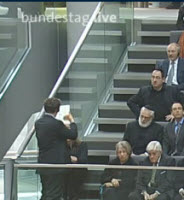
[4,159,17,200]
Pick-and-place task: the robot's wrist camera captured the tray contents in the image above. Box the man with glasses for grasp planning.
[127,69,184,121]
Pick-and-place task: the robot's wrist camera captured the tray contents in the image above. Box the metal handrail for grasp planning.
[14,163,184,171]
[8,2,104,160]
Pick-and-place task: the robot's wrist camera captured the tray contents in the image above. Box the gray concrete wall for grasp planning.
[0,21,67,161]
[66,2,98,56]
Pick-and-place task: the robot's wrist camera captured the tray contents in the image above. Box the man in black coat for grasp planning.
[156,43,184,90]
[129,141,175,200]
[127,69,184,121]
[163,102,184,156]
[35,97,78,200]
[124,106,164,155]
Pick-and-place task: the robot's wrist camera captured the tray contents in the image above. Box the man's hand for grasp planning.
[70,155,78,163]
[105,182,113,187]
[64,113,74,123]
[149,192,159,200]
[165,114,174,122]
[143,191,150,200]
[179,188,184,198]
[111,178,120,187]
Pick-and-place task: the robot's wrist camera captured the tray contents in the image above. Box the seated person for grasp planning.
[64,138,88,200]
[163,102,184,156]
[101,141,138,200]
[123,106,164,155]
[155,43,184,90]
[129,141,175,200]
[174,158,184,200]
[127,69,184,121]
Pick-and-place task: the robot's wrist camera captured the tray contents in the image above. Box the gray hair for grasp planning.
[140,106,155,118]
[167,43,180,54]
[116,141,132,156]
[146,141,162,152]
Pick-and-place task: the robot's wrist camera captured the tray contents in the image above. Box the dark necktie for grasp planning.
[175,122,181,135]
[167,61,175,85]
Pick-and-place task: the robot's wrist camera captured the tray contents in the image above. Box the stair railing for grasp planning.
[5,2,104,160]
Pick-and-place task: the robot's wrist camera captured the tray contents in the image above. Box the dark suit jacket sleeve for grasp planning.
[76,142,88,164]
[123,123,131,142]
[157,157,175,194]
[57,121,78,140]
[127,89,143,119]
[175,159,184,191]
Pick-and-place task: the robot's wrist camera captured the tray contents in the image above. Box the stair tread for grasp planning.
[75,57,108,64]
[58,87,96,93]
[89,30,122,36]
[128,44,167,51]
[94,117,167,126]
[110,87,139,94]
[67,71,98,79]
[86,131,123,141]
[137,31,170,37]
[127,58,161,64]
[88,149,115,156]
[99,101,129,110]
[114,72,151,80]
[82,44,112,51]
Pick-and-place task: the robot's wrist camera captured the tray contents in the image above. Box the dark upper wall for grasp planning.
[66,2,98,56]
[0,21,67,161]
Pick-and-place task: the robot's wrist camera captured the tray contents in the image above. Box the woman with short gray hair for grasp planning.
[101,141,137,200]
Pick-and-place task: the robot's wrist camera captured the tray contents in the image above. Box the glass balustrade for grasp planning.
[0,17,29,97]
[15,2,134,158]
[0,165,4,200]
[13,163,181,200]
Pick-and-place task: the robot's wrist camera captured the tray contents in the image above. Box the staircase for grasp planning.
[85,17,177,162]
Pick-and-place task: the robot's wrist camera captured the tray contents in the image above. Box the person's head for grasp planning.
[139,106,154,128]
[151,69,165,91]
[146,141,162,164]
[115,141,132,164]
[171,102,184,121]
[44,97,61,114]
[167,43,180,61]
[67,138,81,147]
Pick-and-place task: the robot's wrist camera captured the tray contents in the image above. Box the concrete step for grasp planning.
[137,31,170,37]
[57,87,97,101]
[79,44,112,58]
[75,57,108,64]
[128,44,167,59]
[110,87,138,101]
[94,117,167,132]
[98,101,134,118]
[137,31,170,45]
[89,30,122,36]
[86,131,124,152]
[113,72,150,88]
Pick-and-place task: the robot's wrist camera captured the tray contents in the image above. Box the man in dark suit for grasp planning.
[163,102,184,156]
[35,97,78,200]
[127,69,184,121]
[156,43,184,90]
[123,106,164,155]
[129,141,175,200]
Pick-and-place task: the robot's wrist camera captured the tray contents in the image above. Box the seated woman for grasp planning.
[65,138,88,200]
[101,141,138,200]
